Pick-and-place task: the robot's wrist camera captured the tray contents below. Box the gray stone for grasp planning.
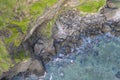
[28,59,45,76]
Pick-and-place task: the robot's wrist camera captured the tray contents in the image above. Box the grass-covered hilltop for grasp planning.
[0,0,107,77]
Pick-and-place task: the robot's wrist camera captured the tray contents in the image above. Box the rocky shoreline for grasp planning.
[1,0,120,80]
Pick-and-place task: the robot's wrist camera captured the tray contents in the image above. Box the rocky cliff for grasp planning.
[1,0,120,80]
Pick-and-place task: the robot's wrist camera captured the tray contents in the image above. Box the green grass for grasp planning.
[29,0,57,20]
[29,2,46,18]
[78,0,106,13]
[0,0,16,29]
[0,39,12,75]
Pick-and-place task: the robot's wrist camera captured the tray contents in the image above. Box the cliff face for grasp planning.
[2,0,120,79]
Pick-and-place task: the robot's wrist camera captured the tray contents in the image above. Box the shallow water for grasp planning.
[13,33,120,80]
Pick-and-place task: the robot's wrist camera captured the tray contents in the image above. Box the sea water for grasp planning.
[43,33,120,80]
[13,33,120,80]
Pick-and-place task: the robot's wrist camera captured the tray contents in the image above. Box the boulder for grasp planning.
[28,59,45,76]
[0,59,45,80]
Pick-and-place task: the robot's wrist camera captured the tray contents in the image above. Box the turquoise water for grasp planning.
[13,33,120,80]
[44,33,120,80]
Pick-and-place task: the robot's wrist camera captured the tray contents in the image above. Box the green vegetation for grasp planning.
[41,19,56,38]
[0,39,12,75]
[13,50,30,63]
[78,0,106,12]
[0,0,16,29]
